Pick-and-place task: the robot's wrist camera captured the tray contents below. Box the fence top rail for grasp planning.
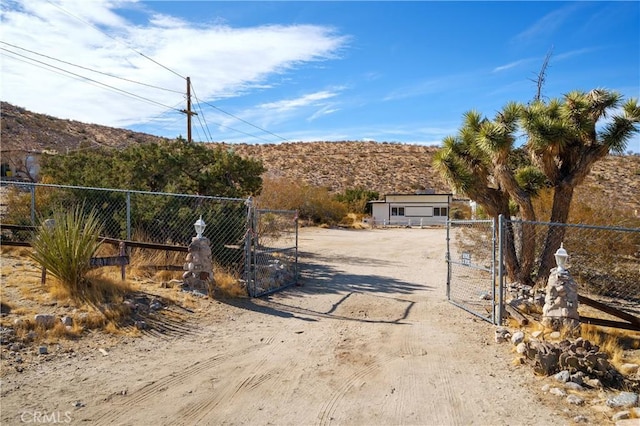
[257,209,298,215]
[505,218,640,233]
[0,180,248,203]
[448,219,494,225]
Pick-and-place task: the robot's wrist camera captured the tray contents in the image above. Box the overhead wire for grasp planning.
[45,0,186,80]
[0,48,183,112]
[189,83,215,143]
[197,97,291,143]
[0,41,183,94]
[9,1,293,145]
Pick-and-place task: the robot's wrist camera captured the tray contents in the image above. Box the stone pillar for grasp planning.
[542,267,580,331]
[182,236,214,295]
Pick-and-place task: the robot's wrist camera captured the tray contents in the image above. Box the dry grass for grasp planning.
[580,324,640,367]
[214,268,247,298]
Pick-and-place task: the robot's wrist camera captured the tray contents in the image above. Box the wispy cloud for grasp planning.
[259,91,340,112]
[513,3,583,45]
[0,0,349,129]
[555,47,598,61]
[492,58,537,73]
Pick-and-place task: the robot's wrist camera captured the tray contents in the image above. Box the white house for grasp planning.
[369,193,452,227]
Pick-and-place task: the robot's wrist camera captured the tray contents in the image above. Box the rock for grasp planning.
[570,371,585,385]
[38,346,48,355]
[149,301,163,311]
[511,331,525,345]
[494,328,510,343]
[98,348,109,356]
[620,364,639,375]
[612,411,630,421]
[606,392,639,408]
[9,343,22,352]
[72,401,85,408]
[565,382,584,391]
[541,384,551,392]
[134,320,148,330]
[567,394,585,405]
[60,316,73,327]
[516,342,527,354]
[550,387,567,397]
[34,314,56,328]
[572,415,589,423]
[585,378,602,389]
[549,331,561,340]
[554,370,571,383]
[531,330,543,339]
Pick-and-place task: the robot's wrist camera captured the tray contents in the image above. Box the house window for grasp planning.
[391,207,405,216]
[434,207,448,217]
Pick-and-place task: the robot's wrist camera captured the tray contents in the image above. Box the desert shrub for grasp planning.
[257,177,347,225]
[334,187,379,214]
[29,206,104,303]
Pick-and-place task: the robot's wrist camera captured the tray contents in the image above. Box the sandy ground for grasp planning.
[1,227,600,425]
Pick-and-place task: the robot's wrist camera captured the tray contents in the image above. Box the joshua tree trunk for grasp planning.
[536,182,574,284]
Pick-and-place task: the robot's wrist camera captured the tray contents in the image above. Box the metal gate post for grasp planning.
[30,184,36,224]
[446,219,451,300]
[244,198,253,296]
[497,214,505,325]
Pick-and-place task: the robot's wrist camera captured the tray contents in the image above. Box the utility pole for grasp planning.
[181,76,197,142]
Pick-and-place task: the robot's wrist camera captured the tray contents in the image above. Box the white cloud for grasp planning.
[492,58,536,73]
[0,0,349,129]
[513,3,583,45]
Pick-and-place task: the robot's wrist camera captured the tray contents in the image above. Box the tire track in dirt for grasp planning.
[88,337,278,425]
[178,343,301,424]
[317,354,393,426]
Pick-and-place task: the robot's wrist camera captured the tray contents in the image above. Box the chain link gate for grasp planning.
[446,219,500,324]
[245,208,299,297]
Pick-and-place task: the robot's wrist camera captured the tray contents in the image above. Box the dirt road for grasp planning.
[1,227,571,425]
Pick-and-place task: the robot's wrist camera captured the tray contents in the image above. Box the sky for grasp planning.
[1,0,639,150]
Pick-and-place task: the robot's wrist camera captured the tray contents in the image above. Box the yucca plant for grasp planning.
[29,206,104,302]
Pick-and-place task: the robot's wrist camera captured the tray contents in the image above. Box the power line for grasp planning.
[198,98,291,143]
[45,0,186,80]
[0,48,183,112]
[0,41,183,94]
[189,84,215,142]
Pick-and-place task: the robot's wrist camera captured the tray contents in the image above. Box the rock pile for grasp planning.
[497,328,640,424]
[523,337,625,388]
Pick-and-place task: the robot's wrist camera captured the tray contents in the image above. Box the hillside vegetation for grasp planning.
[1,102,639,214]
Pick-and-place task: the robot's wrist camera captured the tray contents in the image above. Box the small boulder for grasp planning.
[554,370,570,383]
[566,394,585,406]
[511,331,525,345]
[34,314,56,328]
[606,392,639,409]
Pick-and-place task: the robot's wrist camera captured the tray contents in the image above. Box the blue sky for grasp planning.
[1,1,639,150]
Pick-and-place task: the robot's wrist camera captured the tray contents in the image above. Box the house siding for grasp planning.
[370,193,452,227]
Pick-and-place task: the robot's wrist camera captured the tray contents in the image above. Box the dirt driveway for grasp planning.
[1,227,574,425]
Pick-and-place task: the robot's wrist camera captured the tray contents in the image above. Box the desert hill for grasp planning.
[1,102,639,211]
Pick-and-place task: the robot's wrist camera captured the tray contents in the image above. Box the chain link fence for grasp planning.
[447,216,639,325]
[506,219,640,313]
[446,219,498,323]
[247,209,299,297]
[0,181,298,296]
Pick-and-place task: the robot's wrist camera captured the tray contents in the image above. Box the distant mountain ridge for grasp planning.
[1,101,638,212]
